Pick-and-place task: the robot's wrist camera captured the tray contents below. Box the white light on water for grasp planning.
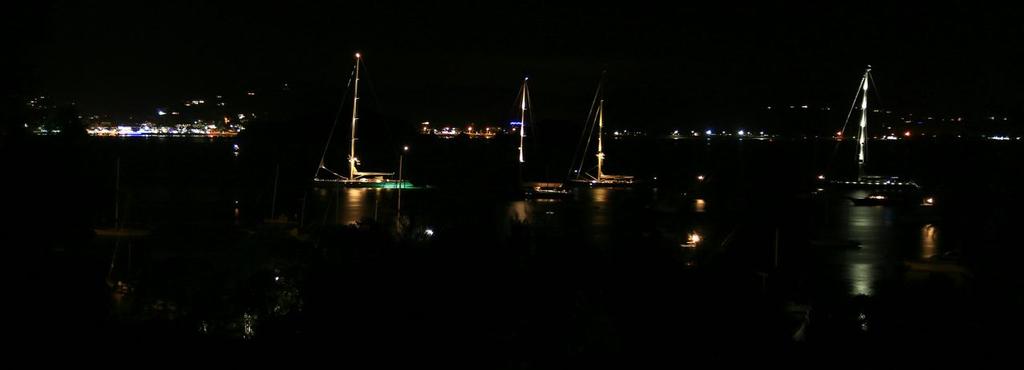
[850,263,874,296]
[424,228,434,237]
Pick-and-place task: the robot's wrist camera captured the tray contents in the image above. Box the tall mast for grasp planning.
[596,100,605,180]
[114,157,120,228]
[518,77,528,164]
[349,52,362,179]
[857,66,870,177]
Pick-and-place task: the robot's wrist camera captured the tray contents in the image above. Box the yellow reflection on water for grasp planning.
[339,188,368,225]
[508,200,531,223]
[694,198,706,213]
[584,188,612,228]
[848,201,886,228]
[921,224,937,259]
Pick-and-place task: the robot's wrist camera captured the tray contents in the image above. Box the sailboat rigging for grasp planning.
[94,157,149,237]
[513,77,570,198]
[518,77,528,166]
[568,74,635,187]
[313,53,411,188]
[823,66,918,190]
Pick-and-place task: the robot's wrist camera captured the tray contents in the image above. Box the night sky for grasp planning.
[12,1,1023,126]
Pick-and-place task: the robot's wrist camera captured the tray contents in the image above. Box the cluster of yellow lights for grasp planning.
[682,232,702,248]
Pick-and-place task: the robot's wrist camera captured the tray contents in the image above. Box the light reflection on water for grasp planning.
[921,224,937,259]
[835,190,897,297]
[849,263,875,296]
[318,188,399,225]
[586,188,612,230]
[694,198,706,213]
[315,185,936,300]
[341,188,368,225]
[508,200,531,223]
[84,136,975,340]
[591,187,610,203]
[499,188,632,245]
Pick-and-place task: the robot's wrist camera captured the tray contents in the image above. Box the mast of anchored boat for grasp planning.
[596,99,605,181]
[857,65,870,178]
[349,52,362,179]
[519,77,528,165]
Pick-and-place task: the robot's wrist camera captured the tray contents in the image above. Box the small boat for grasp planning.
[567,73,637,188]
[313,52,412,189]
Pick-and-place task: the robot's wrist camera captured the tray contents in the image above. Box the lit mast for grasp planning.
[596,99,605,181]
[349,52,361,179]
[519,77,528,164]
[857,65,870,177]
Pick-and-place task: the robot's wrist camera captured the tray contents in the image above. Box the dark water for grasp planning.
[11,134,1024,361]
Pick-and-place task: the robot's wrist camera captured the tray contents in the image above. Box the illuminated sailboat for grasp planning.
[313,53,411,188]
[568,75,635,187]
[823,66,918,190]
[513,77,571,198]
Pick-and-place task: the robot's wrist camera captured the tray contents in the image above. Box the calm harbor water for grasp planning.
[16,133,1024,358]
